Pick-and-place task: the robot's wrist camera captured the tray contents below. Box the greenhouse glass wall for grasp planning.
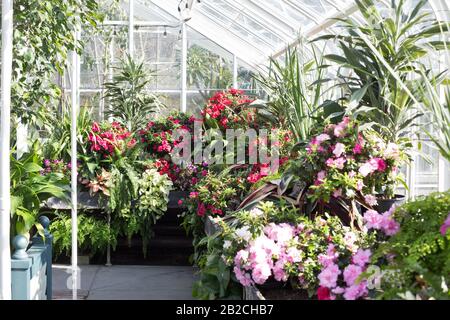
[0,0,449,302]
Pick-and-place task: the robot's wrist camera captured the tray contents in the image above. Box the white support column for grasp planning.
[71,30,80,301]
[181,22,187,112]
[129,0,134,58]
[0,0,13,301]
[232,54,238,89]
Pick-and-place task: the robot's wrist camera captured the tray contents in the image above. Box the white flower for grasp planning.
[235,226,252,242]
[249,207,264,218]
[316,133,330,143]
[333,143,345,157]
[223,240,232,249]
[384,142,400,160]
[364,194,378,206]
[358,162,373,177]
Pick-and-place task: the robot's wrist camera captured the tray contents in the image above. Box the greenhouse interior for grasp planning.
[0,0,449,302]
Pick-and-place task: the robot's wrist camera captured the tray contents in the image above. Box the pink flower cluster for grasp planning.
[439,213,450,236]
[358,157,387,177]
[234,223,302,286]
[363,205,400,236]
[305,116,404,202]
[88,121,136,155]
[317,244,372,300]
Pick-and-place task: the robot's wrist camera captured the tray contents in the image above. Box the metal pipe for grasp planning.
[181,22,187,112]
[233,54,238,89]
[71,30,80,301]
[129,0,134,58]
[0,0,13,301]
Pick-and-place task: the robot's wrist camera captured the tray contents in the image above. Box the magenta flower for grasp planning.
[353,143,362,154]
[440,213,450,236]
[352,249,371,267]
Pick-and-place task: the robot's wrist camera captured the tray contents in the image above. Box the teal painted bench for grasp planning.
[11,216,53,300]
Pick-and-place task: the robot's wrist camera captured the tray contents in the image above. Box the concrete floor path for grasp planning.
[52,264,196,300]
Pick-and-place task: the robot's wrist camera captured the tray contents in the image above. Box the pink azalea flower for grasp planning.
[343,264,363,286]
[363,210,383,230]
[273,260,288,282]
[343,282,368,300]
[318,263,340,288]
[384,142,400,160]
[356,180,365,191]
[334,125,346,137]
[359,162,373,177]
[352,249,372,267]
[326,158,335,167]
[333,143,345,157]
[440,214,450,236]
[316,133,331,143]
[344,231,358,253]
[332,286,345,294]
[286,247,302,263]
[252,262,272,285]
[381,215,400,236]
[314,170,326,185]
[333,188,343,198]
[334,157,346,169]
[364,194,378,206]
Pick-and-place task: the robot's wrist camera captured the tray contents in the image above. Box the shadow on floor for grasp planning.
[52,264,197,300]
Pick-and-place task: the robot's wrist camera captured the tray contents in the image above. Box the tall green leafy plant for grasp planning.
[187,45,233,101]
[254,45,338,143]
[416,71,450,162]
[12,0,102,123]
[11,142,69,239]
[104,55,163,132]
[315,0,449,145]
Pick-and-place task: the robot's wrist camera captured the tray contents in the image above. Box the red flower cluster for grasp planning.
[88,121,136,156]
[201,89,255,130]
[196,202,223,217]
[139,112,193,157]
[246,156,289,184]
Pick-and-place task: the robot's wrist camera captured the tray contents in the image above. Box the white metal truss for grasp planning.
[148,0,263,69]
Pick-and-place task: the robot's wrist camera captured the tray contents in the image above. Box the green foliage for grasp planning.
[374,191,450,299]
[315,0,449,145]
[104,55,164,133]
[187,45,233,101]
[192,232,242,300]
[11,141,69,238]
[254,44,337,143]
[134,168,173,256]
[12,0,102,122]
[42,106,94,161]
[50,212,117,258]
[416,72,450,162]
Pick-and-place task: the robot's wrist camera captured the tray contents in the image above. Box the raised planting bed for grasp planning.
[45,190,188,211]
